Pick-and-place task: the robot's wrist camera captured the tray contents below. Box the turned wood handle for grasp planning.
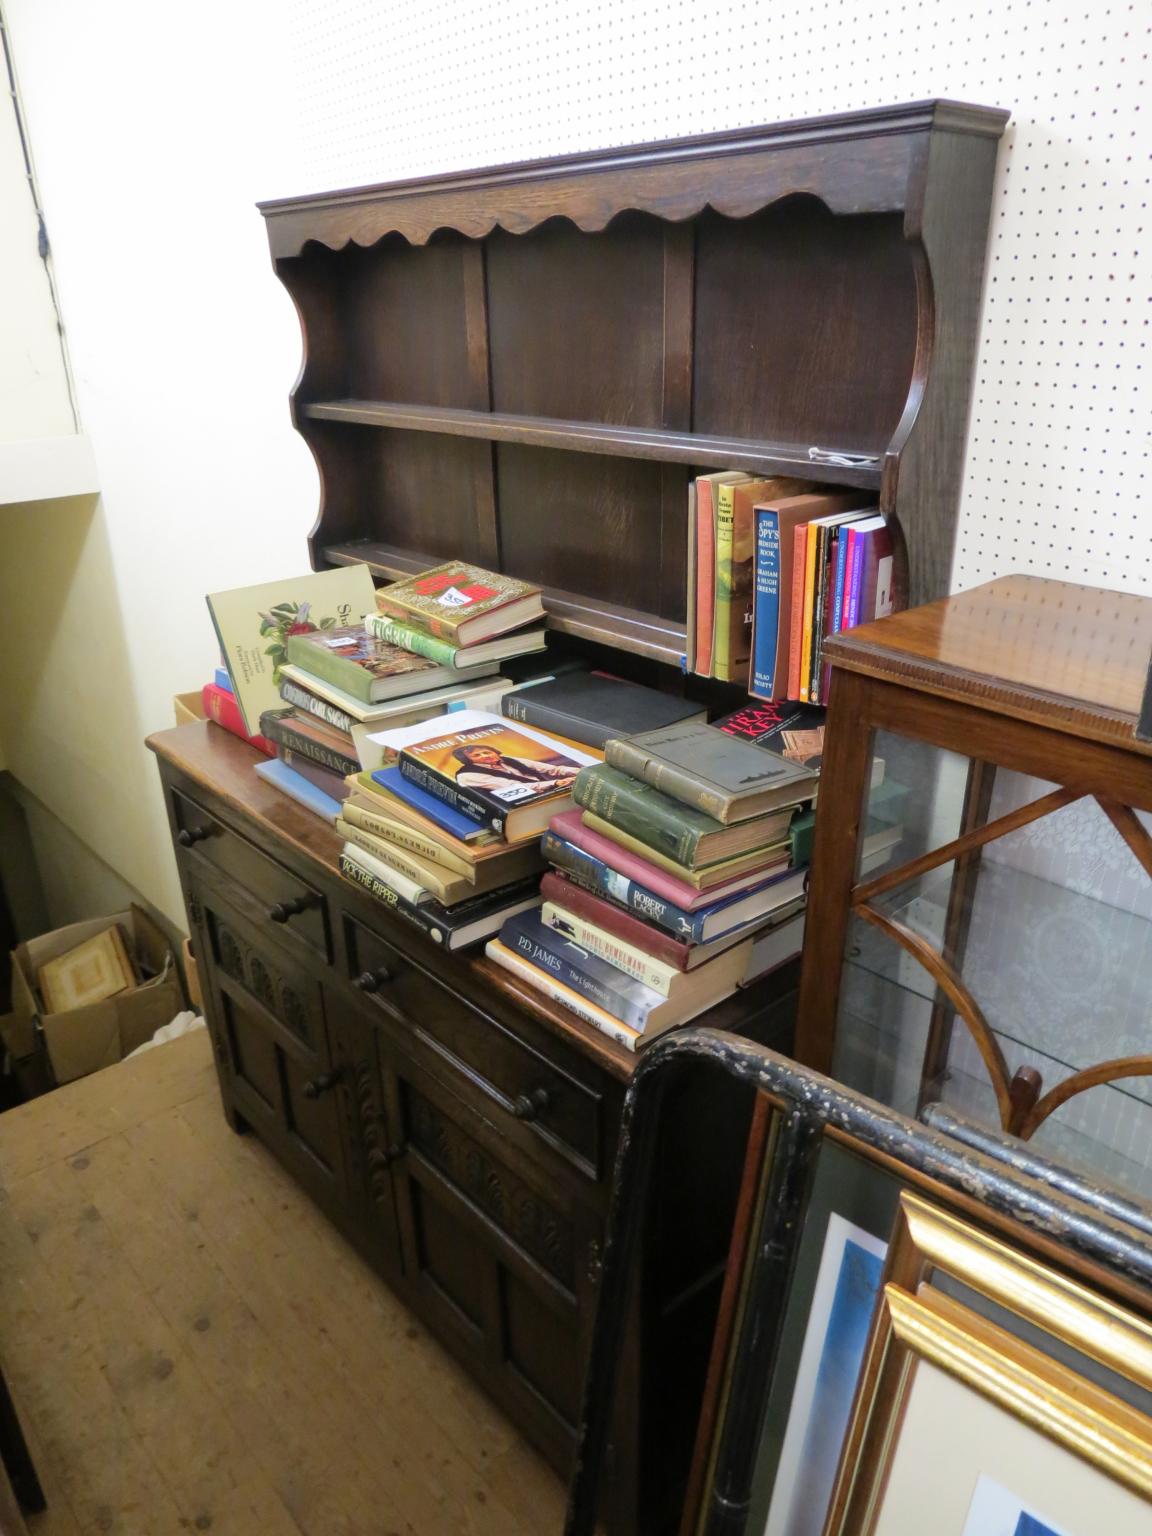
[512,1087,551,1123]
[177,826,210,847]
[302,1070,340,1100]
[352,966,393,992]
[268,895,313,923]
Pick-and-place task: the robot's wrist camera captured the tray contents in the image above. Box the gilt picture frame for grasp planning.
[825,1194,1152,1536]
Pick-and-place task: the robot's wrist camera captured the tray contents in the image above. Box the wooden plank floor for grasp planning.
[0,1031,568,1535]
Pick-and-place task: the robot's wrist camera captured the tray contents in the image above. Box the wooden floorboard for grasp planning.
[0,1033,568,1535]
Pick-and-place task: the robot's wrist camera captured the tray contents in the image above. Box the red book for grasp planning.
[540,871,696,970]
[786,523,809,701]
[201,683,275,756]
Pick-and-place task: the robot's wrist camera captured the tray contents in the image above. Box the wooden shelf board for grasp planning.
[322,540,689,668]
[301,399,883,489]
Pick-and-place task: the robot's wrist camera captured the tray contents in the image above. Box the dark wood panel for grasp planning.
[488,213,665,426]
[340,424,493,564]
[496,445,668,617]
[693,202,918,453]
[503,1265,582,1426]
[341,232,476,407]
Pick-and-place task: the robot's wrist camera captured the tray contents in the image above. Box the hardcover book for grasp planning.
[364,611,548,669]
[572,764,794,868]
[201,682,275,757]
[750,492,872,700]
[712,476,808,682]
[285,625,497,705]
[278,663,512,729]
[484,940,641,1051]
[539,898,754,999]
[340,850,540,950]
[580,810,788,890]
[715,700,828,770]
[207,564,378,733]
[375,562,544,645]
[275,746,351,803]
[254,757,342,822]
[386,710,597,842]
[364,765,498,844]
[501,674,706,750]
[259,708,359,778]
[604,721,818,823]
[693,472,748,676]
[541,832,807,942]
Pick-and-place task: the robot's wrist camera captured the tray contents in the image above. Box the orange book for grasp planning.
[694,479,716,675]
[787,524,809,701]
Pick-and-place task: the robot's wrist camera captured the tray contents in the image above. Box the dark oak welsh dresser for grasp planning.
[149,100,1007,1535]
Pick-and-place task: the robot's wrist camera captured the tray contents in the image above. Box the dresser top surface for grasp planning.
[824,574,1152,753]
[149,722,786,1080]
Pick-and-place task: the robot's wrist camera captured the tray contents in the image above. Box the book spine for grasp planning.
[500,693,606,750]
[751,506,781,699]
[202,684,274,756]
[603,739,729,820]
[573,768,701,866]
[540,872,691,968]
[277,747,348,800]
[364,612,459,667]
[541,834,702,941]
[397,754,500,833]
[845,530,864,629]
[213,666,233,692]
[807,525,829,705]
[485,942,639,1049]
[284,636,373,702]
[684,482,697,675]
[260,711,359,777]
[342,800,472,876]
[279,678,357,736]
[787,525,809,701]
[712,482,736,680]
[503,926,652,1029]
[811,527,835,706]
[695,481,716,676]
[339,853,442,940]
[540,903,677,994]
[799,521,821,703]
[831,525,852,642]
[340,822,455,902]
[375,594,462,643]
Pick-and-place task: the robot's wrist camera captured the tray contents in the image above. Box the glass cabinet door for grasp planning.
[831,728,1152,1201]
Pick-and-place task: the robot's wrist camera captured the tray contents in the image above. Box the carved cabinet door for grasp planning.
[374,1047,596,1473]
[191,877,350,1211]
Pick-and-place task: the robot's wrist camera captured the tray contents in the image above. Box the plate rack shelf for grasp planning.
[260,99,1009,676]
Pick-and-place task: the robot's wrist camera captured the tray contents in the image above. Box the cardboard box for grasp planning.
[173,690,207,727]
[6,907,186,1085]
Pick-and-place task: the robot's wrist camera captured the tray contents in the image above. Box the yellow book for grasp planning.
[799,516,821,703]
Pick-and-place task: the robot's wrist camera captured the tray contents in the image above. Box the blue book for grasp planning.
[255,758,342,822]
[751,506,783,697]
[214,666,234,693]
[371,765,490,843]
[541,833,808,944]
[500,911,662,1030]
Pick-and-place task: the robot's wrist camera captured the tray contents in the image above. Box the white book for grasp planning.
[485,940,641,1051]
[339,839,430,906]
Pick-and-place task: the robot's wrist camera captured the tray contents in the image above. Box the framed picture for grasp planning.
[826,1194,1152,1536]
[565,1030,1152,1536]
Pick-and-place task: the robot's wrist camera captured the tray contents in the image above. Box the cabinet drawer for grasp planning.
[347,917,603,1179]
[172,789,330,961]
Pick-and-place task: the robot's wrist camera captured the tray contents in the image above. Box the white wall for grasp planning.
[0,0,1148,927]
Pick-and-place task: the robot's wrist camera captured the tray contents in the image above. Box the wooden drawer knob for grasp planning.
[302,1070,341,1100]
[177,826,211,847]
[268,895,313,924]
[352,966,392,992]
[512,1088,551,1123]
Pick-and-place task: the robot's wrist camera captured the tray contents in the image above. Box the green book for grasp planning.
[364,613,462,667]
[285,625,495,704]
[572,764,793,869]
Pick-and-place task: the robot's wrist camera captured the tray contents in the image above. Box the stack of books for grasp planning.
[338,708,600,950]
[485,721,820,1052]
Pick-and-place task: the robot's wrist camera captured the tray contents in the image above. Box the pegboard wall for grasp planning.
[283,0,1150,598]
